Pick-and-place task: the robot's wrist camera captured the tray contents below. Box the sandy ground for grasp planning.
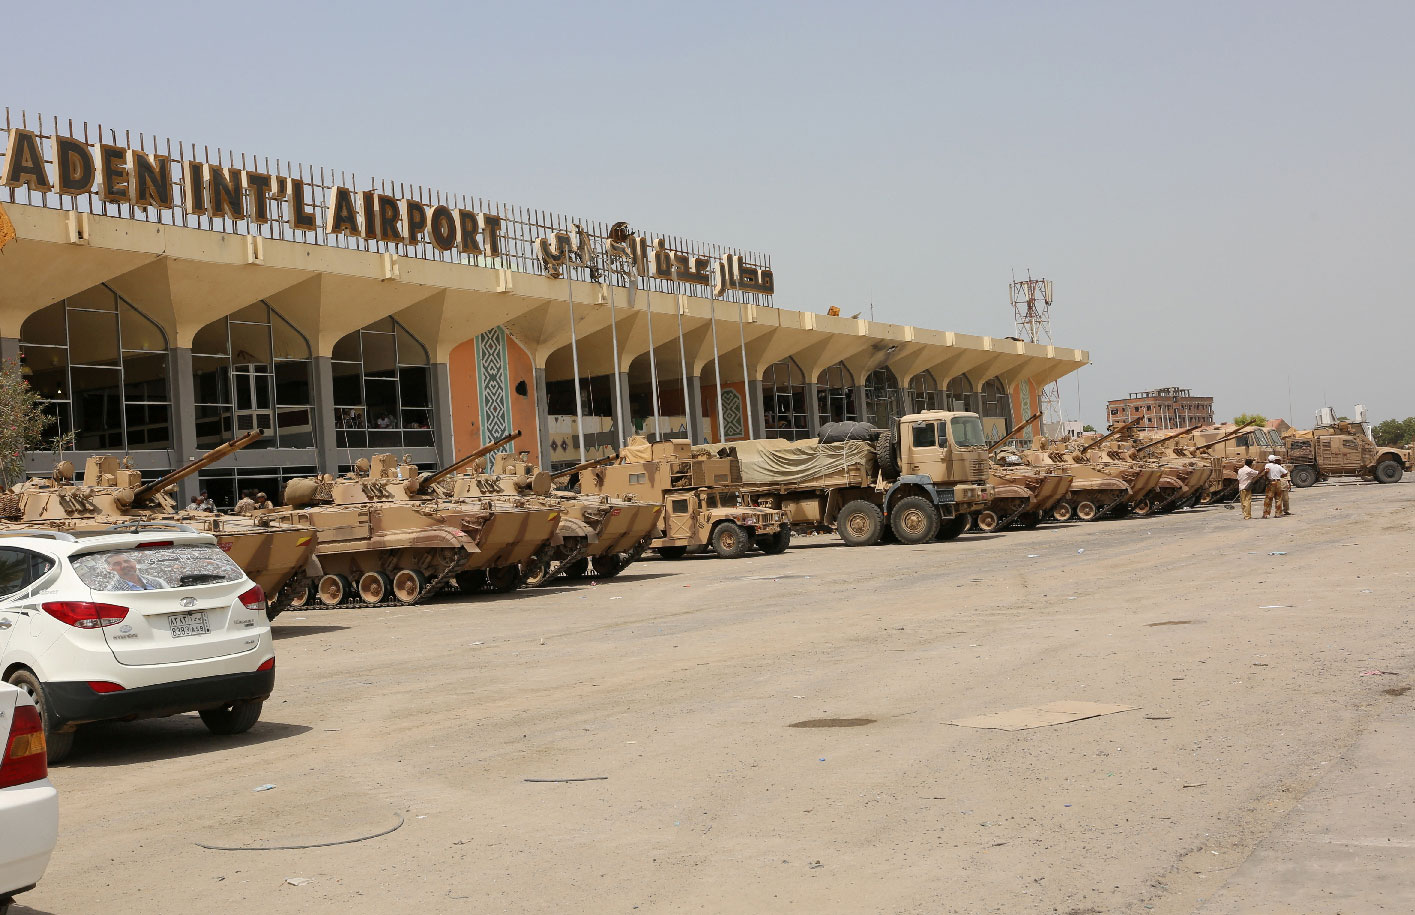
[15,481,1413,915]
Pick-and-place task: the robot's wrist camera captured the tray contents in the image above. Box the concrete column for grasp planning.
[746,379,765,439]
[167,346,200,504]
[430,361,455,466]
[614,372,633,448]
[804,382,821,437]
[311,356,340,474]
[853,384,867,424]
[534,366,553,464]
[684,375,704,443]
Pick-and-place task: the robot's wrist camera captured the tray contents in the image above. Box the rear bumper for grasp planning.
[0,779,58,897]
[45,668,275,728]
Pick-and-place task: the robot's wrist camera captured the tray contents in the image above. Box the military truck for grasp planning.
[727,411,993,545]
[578,439,790,559]
[1284,421,1413,487]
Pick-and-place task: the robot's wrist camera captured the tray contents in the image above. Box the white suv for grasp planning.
[0,681,58,914]
[0,526,276,762]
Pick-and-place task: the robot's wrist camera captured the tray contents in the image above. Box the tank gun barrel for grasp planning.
[551,455,617,480]
[133,430,262,503]
[416,430,522,493]
[1079,416,1145,454]
[1195,420,1258,452]
[989,412,1043,454]
[1133,424,1205,456]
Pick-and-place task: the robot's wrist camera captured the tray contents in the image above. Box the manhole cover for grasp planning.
[788,718,875,728]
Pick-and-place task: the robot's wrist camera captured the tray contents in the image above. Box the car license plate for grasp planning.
[169,611,210,638]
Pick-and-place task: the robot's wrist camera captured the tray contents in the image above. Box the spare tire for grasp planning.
[819,421,878,444]
[876,427,901,481]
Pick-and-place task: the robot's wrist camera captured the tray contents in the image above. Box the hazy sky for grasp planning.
[9,1,1413,427]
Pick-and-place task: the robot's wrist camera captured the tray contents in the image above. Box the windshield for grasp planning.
[71,544,245,592]
[950,416,986,448]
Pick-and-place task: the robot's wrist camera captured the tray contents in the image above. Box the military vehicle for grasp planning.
[273,432,563,606]
[1,431,321,617]
[724,411,993,545]
[1131,425,1220,506]
[1187,422,1266,501]
[1024,441,1134,521]
[979,414,1073,531]
[446,453,662,585]
[578,439,791,558]
[1284,421,1412,487]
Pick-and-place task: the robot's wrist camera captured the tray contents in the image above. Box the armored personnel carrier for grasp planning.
[977,415,1073,531]
[1019,424,1136,521]
[273,432,563,606]
[1,431,320,616]
[1284,421,1412,487]
[442,453,661,585]
[1130,425,1219,507]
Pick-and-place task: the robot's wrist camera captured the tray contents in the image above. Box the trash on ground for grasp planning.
[253,784,276,792]
[948,701,1138,731]
[1359,670,1399,677]
[285,877,311,886]
[1259,605,1292,609]
[1269,551,1287,556]
[524,776,608,783]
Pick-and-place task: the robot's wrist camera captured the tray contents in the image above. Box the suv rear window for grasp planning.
[70,545,245,592]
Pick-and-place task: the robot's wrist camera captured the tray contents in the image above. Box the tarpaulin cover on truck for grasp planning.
[728,438,877,485]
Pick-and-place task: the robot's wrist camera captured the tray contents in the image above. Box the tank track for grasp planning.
[305,548,471,610]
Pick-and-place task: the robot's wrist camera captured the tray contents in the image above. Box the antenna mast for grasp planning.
[1009,272,1062,434]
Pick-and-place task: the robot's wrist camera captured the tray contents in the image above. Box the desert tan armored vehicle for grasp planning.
[273,432,563,606]
[2,431,320,616]
[445,452,661,584]
[1187,422,1268,501]
[579,439,790,558]
[726,411,992,545]
[1284,421,1412,487]
[1131,425,1220,505]
[978,414,1073,531]
[1018,420,1140,519]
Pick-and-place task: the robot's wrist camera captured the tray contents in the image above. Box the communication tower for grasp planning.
[1009,272,1063,431]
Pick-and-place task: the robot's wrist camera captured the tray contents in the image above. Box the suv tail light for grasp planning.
[42,600,129,629]
[238,584,266,612]
[0,705,48,788]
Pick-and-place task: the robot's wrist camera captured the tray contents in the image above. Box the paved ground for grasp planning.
[16,481,1414,915]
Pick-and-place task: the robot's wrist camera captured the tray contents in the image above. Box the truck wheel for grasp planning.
[755,527,791,554]
[563,557,591,578]
[392,569,426,604]
[710,522,750,558]
[936,515,968,541]
[1052,502,1074,522]
[876,428,901,481]
[837,500,884,546]
[890,495,941,543]
[656,546,688,560]
[358,571,391,603]
[1075,501,1098,521]
[591,554,628,577]
[1290,465,1318,488]
[6,669,74,764]
[521,556,552,588]
[1374,460,1404,484]
[1130,498,1153,517]
[199,699,263,736]
[486,565,520,593]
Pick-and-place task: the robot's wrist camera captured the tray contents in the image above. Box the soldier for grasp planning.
[1261,455,1289,518]
[1236,457,1260,520]
[233,490,257,515]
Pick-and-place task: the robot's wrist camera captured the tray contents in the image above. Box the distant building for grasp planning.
[1106,387,1215,431]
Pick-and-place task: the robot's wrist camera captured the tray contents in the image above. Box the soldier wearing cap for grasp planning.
[1261,454,1289,518]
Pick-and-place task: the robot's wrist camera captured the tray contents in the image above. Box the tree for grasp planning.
[1373,417,1415,447]
[1082,424,1097,433]
[0,359,70,489]
[1233,412,1267,427]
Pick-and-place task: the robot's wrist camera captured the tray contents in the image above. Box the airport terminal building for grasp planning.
[0,110,1088,507]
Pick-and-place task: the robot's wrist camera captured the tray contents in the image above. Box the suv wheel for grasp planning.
[199,699,263,736]
[710,522,750,558]
[1290,464,1318,488]
[6,670,74,764]
[936,515,968,541]
[1374,460,1404,484]
[754,527,791,554]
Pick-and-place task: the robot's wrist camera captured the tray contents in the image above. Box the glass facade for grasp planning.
[816,362,857,427]
[20,285,171,451]
[332,318,435,450]
[945,374,974,412]
[864,366,901,428]
[761,358,809,440]
[197,464,318,512]
[909,371,941,412]
[191,302,315,449]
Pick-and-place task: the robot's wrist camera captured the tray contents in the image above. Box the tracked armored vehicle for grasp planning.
[1130,425,1218,508]
[272,432,563,607]
[445,453,662,585]
[1018,423,1136,521]
[977,414,1073,531]
[1,432,320,617]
